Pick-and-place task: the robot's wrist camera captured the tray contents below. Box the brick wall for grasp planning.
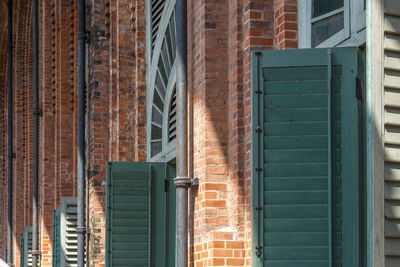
[87,0,146,265]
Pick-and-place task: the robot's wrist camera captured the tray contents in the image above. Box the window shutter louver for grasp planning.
[252,48,363,266]
[168,87,176,142]
[106,162,176,267]
[52,209,61,267]
[151,0,166,52]
[60,197,78,267]
[23,226,33,267]
[20,233,24,267]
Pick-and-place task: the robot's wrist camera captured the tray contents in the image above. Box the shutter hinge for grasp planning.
[356,77,363,101]
[255,246,262,257]
[164,179,169,192]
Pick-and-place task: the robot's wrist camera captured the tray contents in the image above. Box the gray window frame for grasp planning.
[146,0,177,162]
[298,0,366,48]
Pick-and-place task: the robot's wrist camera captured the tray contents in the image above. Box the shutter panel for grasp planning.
[106,162,176,267]
[52,209,61,267]
[20,234,24,267]
[23,226,33,267]
[60,197,78,267]
[252,48,361,267]
[168,87,177,142]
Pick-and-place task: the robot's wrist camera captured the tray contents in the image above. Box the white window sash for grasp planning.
[298,0,357,48]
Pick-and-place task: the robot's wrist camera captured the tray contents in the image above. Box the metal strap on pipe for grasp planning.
[327,49,333,267]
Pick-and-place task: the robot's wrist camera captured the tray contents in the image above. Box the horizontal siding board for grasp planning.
[385,237,400,255]
[385,219,400,237]
[386,256,400,267]
[384,0,400,16]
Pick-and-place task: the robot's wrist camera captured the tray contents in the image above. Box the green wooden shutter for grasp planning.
[60,197,78,267]
[20,233,25,267]
[52,209,61,267]
[106,162,176,267]
[23,226,33,267]
[251,48,362,267]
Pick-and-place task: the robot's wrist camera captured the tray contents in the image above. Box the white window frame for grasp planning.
[298,0,366,48]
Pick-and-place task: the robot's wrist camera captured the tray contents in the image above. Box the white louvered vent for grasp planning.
[168,87,176,142]
[61,197,78,267]
[151,0,166,50]
[23,226,33,267]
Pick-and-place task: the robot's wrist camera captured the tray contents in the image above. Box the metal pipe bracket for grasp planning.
[174,176,199,187]
[31,250,41,256]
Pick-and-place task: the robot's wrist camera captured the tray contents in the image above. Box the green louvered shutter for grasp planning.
[106,162,176,267]
[60,197,78,267]
[252,48,363,267]
[23,226,33,267]
[20,233,24,267]
[52,209,61,267]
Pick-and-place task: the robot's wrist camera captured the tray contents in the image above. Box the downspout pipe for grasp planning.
[32,0,39,265]
[7,0,13,264]
[77,0,86,266]
[174,0,189,266]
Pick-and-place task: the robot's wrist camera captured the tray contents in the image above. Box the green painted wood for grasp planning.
[52,209,61,267]
[59,197,77,267]
[251,48,362,267]
[23,226,33,267]
[20,233,24,267]
[106,162,176,267]
[146,0,177,162]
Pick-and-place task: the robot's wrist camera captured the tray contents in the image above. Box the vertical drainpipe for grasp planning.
[7,0,13,264]
[77,0,87,265]
[174,0,189,266]
[32,0,40,265]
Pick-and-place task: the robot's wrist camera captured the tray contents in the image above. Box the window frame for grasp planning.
[298,0,365,48]
[146,0,177,162]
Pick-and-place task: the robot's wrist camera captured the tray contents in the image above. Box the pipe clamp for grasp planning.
[174,177,199,187]
[174,176,191,187]
[31,250,41,256]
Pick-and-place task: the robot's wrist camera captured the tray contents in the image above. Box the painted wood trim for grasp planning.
[366,0,385,266]
[298,0,365,48]
[60,197,77,267]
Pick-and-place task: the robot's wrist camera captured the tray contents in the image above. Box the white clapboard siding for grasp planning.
[384,0,400,264]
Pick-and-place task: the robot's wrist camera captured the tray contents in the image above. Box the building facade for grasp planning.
[0,0,396,266]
